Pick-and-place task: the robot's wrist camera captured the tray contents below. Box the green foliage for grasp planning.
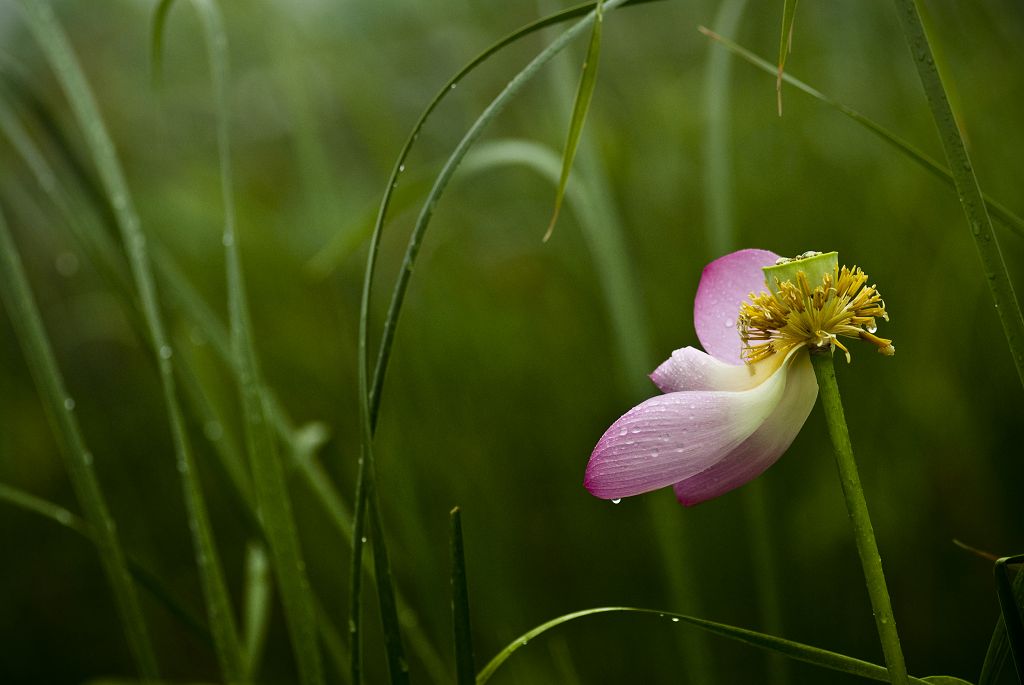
[0,1,1019,683]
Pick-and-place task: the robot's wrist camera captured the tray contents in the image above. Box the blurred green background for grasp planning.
[1,0,1023,683]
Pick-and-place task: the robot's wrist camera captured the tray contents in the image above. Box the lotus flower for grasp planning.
[584,248,892,505]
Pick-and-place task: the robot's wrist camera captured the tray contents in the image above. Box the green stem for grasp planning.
[809,351,908,685]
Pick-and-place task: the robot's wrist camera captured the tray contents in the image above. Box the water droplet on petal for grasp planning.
[724,318,734,327]
[611,498,621,504]
[618,428,628,437]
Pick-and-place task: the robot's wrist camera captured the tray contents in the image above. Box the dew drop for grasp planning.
[650,449,659,458]
[671,617,680,623]
[82,451,93,466]
[724,318,734,327]
[611,498,621,504]
[159,345,173,360]
[55,509,72,525]
[63,397,76,411]
[204,421,223,441]
[618,428,628,436]
[630,428,641,434]
[398,164,406,173]
[222,233,235,247]
[55,251,80,277]
[361,536,368,543]
[450,82,458,89]
[867,325,877,333]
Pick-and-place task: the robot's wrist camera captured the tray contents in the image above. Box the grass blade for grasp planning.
[775,0,799,115]
[0,481,212,648]
[16,1,245,680]
[450,508,476,685]
[0,207,159,677]
[891,0,1024,386]
[151,1,323,682]
[696,27,1024,240]
[350,1,644,678]
[992,556,1024,682]
[475,606,946,684]
[544,0,604,241]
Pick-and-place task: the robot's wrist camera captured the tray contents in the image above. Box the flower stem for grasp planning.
[808,351,909,685]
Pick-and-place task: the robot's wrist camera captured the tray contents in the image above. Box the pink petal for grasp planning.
[673,352,818,506]
[584,361,790,500]
[693,248,779,365]
[650,345,787,394]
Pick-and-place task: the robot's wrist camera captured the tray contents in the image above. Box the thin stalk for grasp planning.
[809,351,908,685]
[0,210,158,677]
[450,507,476,685]
[15,2,245,680]
[702,4,788,681]
[892,0,1024,387]
[350,1,636,679]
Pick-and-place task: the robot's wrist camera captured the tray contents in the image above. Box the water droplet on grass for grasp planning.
[159,345,173,359]
[63,398,76,411]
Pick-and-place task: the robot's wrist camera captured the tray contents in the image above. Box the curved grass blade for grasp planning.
[0,481,212,647]
[15,1,245,680]
[544,0,604,242]
[450,508,476,685]
[152,1,323,682]
[475,607,947,684]
[350,1,646,678]
[992,555,1024,682]
[775,0,799,115]
[0,207,159,677]
[696,27,1024,240]
[891,0,1024,387]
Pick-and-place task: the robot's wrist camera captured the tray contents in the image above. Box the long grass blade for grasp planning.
[775,0,799,115]
[475,606,948,684]
[151,1,323,682]
[544,0,604,241]
[992,556,1024,681]
[702,7,788,683]
[696,27,1024,240]
[0,207,159,677]
[891,0,1024,386]
[350,1,645,678]
[450,508,476,685]
[15,1,245,680]
[0,481,212,647]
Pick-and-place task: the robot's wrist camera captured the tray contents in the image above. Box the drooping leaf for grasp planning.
[545,0,604,241]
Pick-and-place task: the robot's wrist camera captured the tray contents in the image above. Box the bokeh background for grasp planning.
[1,0,1023,683]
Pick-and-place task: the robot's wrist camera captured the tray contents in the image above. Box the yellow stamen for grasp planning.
[737,265,893,364]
